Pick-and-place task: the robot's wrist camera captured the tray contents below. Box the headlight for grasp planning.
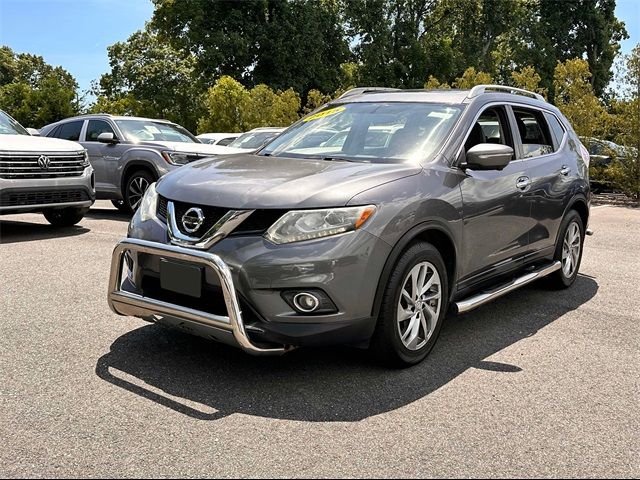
[138,182,158,222]
[265,205,376,244]
[162,151,207,166]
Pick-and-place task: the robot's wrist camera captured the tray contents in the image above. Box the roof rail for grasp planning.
[338,87,401,99]
[468,84,545,102]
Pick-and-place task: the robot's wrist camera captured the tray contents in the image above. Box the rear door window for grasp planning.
[53,121,84,141]
[512,108,554,158]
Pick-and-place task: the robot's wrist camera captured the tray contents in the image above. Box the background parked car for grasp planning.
[196,132,241,146]
[222,127,285,152]
[40,114,246,213]
[0,109,95,226]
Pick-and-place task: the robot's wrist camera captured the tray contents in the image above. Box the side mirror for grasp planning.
[26,128,40,136]
[97,132,118,144]
[464,144,513,171]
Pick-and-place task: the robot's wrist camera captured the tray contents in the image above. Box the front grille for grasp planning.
[157,195,287,237]
[0,189,90,207]
[0,153,87,179]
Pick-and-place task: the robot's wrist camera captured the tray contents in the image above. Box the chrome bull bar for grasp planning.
[107,238,289,356]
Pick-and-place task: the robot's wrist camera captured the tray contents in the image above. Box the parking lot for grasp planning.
[0,202,638,477]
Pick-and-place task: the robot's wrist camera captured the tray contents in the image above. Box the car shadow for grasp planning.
[0,220,90,244]
[85,207,131,222]
[96,275,598,422]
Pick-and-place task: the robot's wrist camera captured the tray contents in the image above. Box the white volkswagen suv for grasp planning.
[0,110,95,226]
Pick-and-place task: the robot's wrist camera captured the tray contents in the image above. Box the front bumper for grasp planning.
[108,238,292,355]
[0,167,95,214]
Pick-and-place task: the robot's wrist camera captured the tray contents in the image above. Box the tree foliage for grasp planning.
[151,0,349,95]
[0,46,79,128]
[198,76,300,133]
[91,29,201,131]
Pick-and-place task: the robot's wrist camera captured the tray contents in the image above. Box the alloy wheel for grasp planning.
[562,221,581,277]
[397,261,442,351]
[128,176,150,211]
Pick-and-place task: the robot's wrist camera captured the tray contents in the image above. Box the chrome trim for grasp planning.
[455,261,561,314]
[107,238,290,356]
[166,201,254,250]
[292,292,321,313]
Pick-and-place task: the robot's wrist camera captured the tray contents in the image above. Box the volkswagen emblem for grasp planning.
[181,207,205,234]
[37,155,51,170]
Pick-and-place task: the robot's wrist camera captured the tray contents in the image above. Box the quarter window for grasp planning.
[53,121,84,141]
[86,120,116,142]
[513,108,554,158]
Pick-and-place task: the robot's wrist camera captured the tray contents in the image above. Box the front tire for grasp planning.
[43,207,88,227]
[123,170,155,213]
[548,210,585,289]
[369,241,449,367]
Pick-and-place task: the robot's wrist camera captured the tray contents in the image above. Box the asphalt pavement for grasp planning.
[0,202,638,478]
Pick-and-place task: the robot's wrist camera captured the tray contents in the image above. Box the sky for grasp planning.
[0,0,638,96]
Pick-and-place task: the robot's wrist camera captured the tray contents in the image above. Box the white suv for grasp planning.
[0,110,95,226]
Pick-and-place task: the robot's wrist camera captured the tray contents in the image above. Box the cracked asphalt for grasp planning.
[1,202,638,478]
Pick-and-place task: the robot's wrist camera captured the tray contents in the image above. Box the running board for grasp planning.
[454,261,562,314]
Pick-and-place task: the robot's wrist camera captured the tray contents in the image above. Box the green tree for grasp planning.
[91,29,201,131]
[0,46,79,128]
[452,67,493,88]
[553,58,608,138]
[198,76,300,133]
[152,0,349,95]
[510,66,547,98]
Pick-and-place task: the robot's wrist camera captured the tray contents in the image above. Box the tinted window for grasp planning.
[513,108,554,158]
[545,113,566,149]
[86,120,116,141]
[217,137,236,146]
[55,121,84,141]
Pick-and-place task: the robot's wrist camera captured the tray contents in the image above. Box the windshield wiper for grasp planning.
[321,156,358,162]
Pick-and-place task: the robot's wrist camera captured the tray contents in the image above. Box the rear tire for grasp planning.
[110,199,129,213]
[123,170,155,213]
[43,207,88,227]
[369,241,449,367]
[547,210,584,289]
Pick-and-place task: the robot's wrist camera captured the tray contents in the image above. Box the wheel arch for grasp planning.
[371,222,458,320]
[120,160,159,195]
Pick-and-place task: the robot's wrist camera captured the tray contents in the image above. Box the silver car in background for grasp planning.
[40,114,247,213]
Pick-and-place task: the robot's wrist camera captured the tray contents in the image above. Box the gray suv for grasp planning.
[0,109,95,226]
[41,115,235,213]
[107,86,591,366]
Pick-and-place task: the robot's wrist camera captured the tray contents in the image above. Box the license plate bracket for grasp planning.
[160,259,203,298]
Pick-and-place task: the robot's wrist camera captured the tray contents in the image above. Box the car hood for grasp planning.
[0,134,84,153]
[137,140,247,155]
[156,154,422,209]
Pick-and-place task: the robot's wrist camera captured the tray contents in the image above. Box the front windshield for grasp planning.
[0,110,29,135]
[260,102,462,163]
[115,119,198,143]
[229,131,280,149]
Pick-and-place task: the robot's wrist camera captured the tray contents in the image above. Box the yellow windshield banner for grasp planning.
[303,106,346,122]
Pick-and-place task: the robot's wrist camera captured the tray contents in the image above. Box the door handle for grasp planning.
[516,176,531,190]
[560,166,571,176]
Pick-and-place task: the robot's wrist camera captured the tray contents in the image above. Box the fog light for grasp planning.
[281,289,338,315]
[293,292,320,312]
